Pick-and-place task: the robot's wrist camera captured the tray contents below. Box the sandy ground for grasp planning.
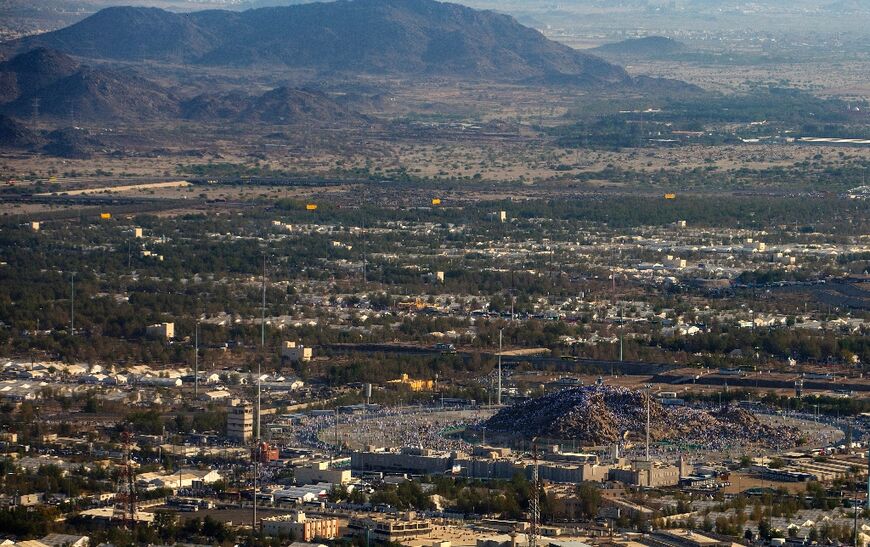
[2,134,867,193]
[721,472,810,494]
[40,180,191,196]
[627,60,870,98]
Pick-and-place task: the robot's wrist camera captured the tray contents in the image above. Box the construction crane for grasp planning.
[529,437,540,547]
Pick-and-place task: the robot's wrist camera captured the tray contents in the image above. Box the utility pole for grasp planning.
[497,329,503,406]
[619,304,624,362]
[645,383,652,461]
[854,467,859,547]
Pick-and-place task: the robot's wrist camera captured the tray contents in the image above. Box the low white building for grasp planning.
[137,469,223,490]
[39,534,90,547]
[136,376,182,388]
[272,483,332,504]
[200,389,231,402]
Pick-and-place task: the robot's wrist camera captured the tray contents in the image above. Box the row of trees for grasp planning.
[333,474,607,524]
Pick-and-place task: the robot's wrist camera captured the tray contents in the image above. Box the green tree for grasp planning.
[575,481,602,518]
[759,519,772,540]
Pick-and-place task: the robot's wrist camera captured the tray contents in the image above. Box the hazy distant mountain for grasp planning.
[0,113,108,158]
[0,47,79,103]
[0,114,43,148]
[5,0,632,85]
[239,87,370,124]
[180,91,249,120]
[0,47,373,125]
[6,67,180,120]
[824,0,870,14]
[0,48,180,121]
[333,92,394,113]
[592,36,687,59]
[41,126,106,158]
[182,87,370,125]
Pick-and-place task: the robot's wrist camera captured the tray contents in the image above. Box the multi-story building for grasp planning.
[227,403,253,443]
[609,459,680,487]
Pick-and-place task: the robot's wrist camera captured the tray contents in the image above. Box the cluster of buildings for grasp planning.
[0,358,306,409]
[1,534,91,547]
[752,452,863,483]
[350,445,687,489]
[136,468,224,490]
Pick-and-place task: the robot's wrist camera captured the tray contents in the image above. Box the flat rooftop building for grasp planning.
[609,460,680,488]
[640,529,731,547]
[348,513,433,543]
[295,460,352,485]
[262,511,338,541]
[351,447,455,475]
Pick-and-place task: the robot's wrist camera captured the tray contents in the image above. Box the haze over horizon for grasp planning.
[3,0,870,48]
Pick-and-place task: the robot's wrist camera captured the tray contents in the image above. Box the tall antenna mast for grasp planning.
[114,430,137,530]
[497,329,503,406]
[619,302,624,363]
[261,253,266,347]
[70,272,76,335]
[194,321,199,398]
[253,253,266,534]
[362,217,367,286]
[253,361,260,529]
[530,437,539,547]
[610,246,616,306]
